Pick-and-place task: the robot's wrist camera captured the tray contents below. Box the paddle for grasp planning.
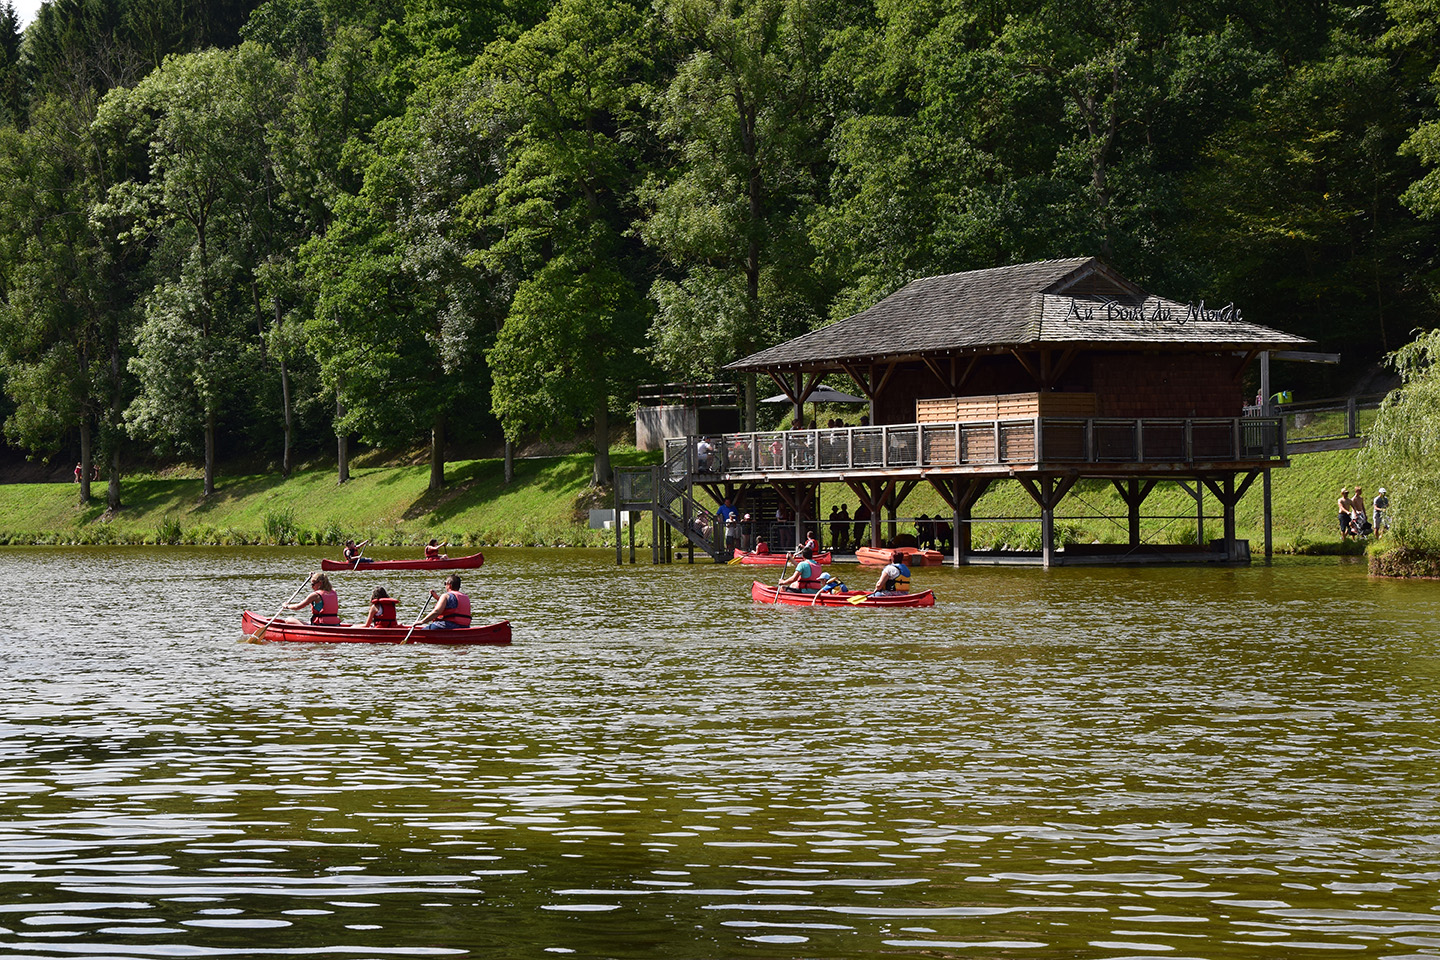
[350,538,372,569]
[399,588,439,645]
[847,591,875,605]
[771,553,792,603]
[246,574,314,642]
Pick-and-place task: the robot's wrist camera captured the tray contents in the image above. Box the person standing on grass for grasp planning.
[1337,488,1353,539]
[1352,486,1371,537]
[1373,488,1389,536]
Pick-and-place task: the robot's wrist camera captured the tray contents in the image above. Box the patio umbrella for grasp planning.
[762,384,868,405]
[762,383,870,426]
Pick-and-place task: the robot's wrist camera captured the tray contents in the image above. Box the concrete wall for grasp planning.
[636,405,696,451]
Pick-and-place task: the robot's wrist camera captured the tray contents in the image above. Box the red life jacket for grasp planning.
[311,590,340,625]
[371,597,398,627]
[424,543,441,559]
[438,591,471,626]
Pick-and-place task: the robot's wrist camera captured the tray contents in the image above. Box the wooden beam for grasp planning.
[873,361,900,396]
[1049,348,1079,385]
[1010,349,1041,386]
[1233,348,1259,382]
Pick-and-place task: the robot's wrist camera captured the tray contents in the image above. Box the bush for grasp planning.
[1369,546,1440,578]
[156,515,183,544]
[262,509,298,544]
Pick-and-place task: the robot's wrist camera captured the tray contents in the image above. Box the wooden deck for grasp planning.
[679,416,1287,482]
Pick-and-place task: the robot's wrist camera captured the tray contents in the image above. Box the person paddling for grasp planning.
[343,538,373,565]
[415,574,472,630]
[424,539,449,561]
[872,551,911,595]
[282,572,341,625]
[776,546,822,592]
[363,587,399,628]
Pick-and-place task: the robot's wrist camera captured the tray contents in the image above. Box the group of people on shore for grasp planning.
[283,572,473,629]
[1338,486,1388,539]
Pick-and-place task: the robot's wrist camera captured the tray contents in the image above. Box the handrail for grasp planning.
[667,416,1285,476]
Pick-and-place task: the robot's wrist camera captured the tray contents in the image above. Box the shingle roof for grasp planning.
[725,258,1311,371]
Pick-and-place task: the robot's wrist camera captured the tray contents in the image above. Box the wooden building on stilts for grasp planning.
[615,257,1310,567]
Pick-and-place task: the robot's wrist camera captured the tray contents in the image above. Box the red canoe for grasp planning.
[732,549,832,565]
[241,611,511,645]
[751,581,935,607]
[855,546,945,567]
[319,551,485,572]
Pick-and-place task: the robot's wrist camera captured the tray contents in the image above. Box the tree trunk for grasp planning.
[107,339,123,511]
[203,406,216,497]
[107,447,121,511]
[504,439,514,484]
[78,419,92,504]
[276,298,293,478]
[592,401,610,487]
[336,384,350,484]
[429,412,446,491]
[280,358,293,477]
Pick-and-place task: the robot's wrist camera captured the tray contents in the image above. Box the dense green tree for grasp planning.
[98,47,289,496]
[479,0,655,485]
[1183,25,1430,366]
[641,0,831,428]
[1387,0,1440,220]
[1362,328,1440,546]
[303,66,496,490]
[0,92,145,509]
[0,3,21,126]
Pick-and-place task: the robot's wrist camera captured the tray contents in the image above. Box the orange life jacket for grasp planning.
[438,591,471,626]
[311,590,340,625]
[371,597,398,627]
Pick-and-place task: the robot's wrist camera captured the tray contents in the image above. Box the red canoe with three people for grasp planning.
[319,551,486,572]
[241,610,511,645]
[750,581,935,607]
[731,548,832,565]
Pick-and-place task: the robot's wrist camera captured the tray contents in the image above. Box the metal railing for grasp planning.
[674,417,1286,476]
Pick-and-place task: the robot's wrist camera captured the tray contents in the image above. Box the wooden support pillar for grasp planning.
[1223,474,1236,559]
[1263,468,1273,564]
[845,479,892,549]
[628,512,635,563]
[1017,473,1079,568]
[929,477,989,566]
[1201,470,1259,563]
[1112,479,1157,548]
[615,497,621,565]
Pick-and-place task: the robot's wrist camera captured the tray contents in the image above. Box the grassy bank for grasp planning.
[0,449,659,548]
[0,443,1390,555]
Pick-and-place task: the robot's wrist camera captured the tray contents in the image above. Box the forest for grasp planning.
[0,0,1436,512]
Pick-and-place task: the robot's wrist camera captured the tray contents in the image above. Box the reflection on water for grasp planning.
[1,546,1439,958]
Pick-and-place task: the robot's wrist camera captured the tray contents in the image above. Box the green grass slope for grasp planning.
[0,444,1383,554]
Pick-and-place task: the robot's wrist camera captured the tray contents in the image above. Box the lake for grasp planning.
[1,546,1438,959]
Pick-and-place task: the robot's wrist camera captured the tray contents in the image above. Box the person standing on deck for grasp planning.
[717,498,739,550]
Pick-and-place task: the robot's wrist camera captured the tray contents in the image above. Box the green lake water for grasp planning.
[1,546,1438,959]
